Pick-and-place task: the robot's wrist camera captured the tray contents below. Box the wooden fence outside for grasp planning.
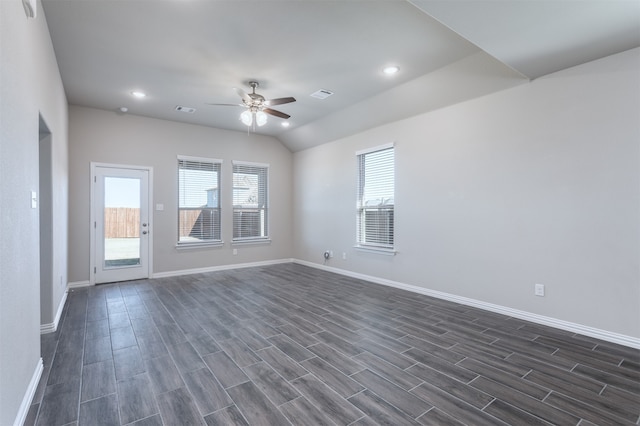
[104,208,208,238]
[104,208,140,238]
[179,210,202,238]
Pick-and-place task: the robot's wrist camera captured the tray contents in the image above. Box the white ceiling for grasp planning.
[410,0,640,79]
[41,0,639,152]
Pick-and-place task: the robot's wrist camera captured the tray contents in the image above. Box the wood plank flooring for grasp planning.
[26,263,640,425]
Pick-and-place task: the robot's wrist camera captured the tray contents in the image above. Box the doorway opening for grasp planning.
[90,163,152,284]
[39,115,53,325]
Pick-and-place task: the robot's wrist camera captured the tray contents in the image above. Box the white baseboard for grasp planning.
[293,259,640,349]
[152,258,294,279]
[13,357,43,426]
[40,290,68,334]
[68,280,91,289]
[66,259,293,287]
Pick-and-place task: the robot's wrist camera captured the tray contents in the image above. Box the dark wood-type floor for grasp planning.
[26,263,639,425]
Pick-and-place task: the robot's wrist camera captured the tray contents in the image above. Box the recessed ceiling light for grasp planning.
[131,91,146,98]
[382,66,400,75]
[281,122,290,128]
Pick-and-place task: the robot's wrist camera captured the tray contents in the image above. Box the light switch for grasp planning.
[156,203,164,211]
[31,191,37,209]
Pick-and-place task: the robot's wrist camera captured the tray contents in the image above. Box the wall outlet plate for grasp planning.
[534,283,545,297]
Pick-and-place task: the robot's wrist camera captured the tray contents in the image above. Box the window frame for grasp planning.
[177,155,223,248]
[355,143,396,254]
[232,160,270,244]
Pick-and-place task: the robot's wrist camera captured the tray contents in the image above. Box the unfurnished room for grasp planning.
[1,0,639,425]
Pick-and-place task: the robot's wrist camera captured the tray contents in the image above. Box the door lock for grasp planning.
[142,230,148,235]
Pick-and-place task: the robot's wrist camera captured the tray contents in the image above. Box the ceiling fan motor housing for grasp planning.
[209,81,296,122]
[247,82,265,106]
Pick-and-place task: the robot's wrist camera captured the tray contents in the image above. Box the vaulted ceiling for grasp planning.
[42,0,639,152]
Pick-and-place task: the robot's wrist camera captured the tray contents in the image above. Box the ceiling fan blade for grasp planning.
[263,108,290,119]
[234,87,252,104]
[264,97,296,106]
[205,103,243,107]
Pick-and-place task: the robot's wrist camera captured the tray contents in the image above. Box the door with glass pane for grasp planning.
[93,165,150,284]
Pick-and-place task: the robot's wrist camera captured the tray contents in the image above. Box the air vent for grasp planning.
[310,89,334,100]
[175,106,196,113]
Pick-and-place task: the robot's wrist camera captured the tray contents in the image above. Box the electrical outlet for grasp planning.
[342,252,347,260]
[233,249,238,255]
[534,283,545,297]
[329,251,333,258]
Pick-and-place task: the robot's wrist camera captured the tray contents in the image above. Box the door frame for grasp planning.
[89,162,153,285]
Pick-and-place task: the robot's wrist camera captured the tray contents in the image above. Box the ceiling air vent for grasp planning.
[310,89,334,100]
[175,105,196,113]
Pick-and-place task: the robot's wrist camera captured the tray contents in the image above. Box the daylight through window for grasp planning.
[178,156,222,244]
[357,144,394,249]
[233,162,269,241]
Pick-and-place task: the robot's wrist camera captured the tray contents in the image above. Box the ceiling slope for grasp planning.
[41,0,639,151]
[409,0,640,79]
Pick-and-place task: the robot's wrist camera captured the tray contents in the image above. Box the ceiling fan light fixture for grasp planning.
[210,81,294,129]
[240,109,253,126]
[255,111,268,127]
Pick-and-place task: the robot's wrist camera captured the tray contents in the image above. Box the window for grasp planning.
[178,156,222,245]
[233,161,269,241]
[356,144,394,250]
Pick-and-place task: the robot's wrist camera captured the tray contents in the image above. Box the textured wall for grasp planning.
[68,106,294,282]
[0,0,69,424]
[293,48,640,339]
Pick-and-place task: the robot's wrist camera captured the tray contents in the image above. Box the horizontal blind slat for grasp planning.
[233,163,268,240]
[178,158,222,243]
[357,146,394,248]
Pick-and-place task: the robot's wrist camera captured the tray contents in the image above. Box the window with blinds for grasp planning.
[233,162,268,241]
[177,156,222,244]
[356,144,394,249]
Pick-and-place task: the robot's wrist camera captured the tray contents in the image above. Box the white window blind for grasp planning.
[178,157,222,244]
[233,162,268,241]
[357,145,394,249]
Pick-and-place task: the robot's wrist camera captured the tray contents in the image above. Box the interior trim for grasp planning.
[293,259,640,349]
[68,280,92,289]
[40,289,68,334]
[12,357,42,426]
[151,258,293,279]
[67,258,638,348]
[67,258,293,286]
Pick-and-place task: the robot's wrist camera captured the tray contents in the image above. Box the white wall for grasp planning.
[0,0,69,424]
[68,106,293,283]
[293,48,640,339]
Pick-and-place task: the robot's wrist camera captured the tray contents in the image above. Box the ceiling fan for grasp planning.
[208,81,296,127]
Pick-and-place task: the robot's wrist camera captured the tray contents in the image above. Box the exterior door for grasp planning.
[93,164,151,284]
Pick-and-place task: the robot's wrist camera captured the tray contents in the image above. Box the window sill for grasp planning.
[232,238,271,246]
[175,241,224,250]
[353,245,397,256]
